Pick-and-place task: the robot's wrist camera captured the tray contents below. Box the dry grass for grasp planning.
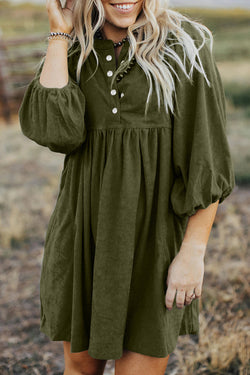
[0,119,249,374]
[217,60,250,85]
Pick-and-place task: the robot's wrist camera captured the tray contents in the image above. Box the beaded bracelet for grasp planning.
[48,31,73,41]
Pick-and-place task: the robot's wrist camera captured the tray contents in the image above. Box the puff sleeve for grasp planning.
[18,44,87,154]
[170,22,235,218]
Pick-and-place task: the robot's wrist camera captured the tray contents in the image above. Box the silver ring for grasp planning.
[186,292,195,300]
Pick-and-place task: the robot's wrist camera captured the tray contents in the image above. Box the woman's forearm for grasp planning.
[179,200,219,258]
[39,39,69,88]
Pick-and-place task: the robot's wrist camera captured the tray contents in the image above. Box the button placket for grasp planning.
[104,50,121,121]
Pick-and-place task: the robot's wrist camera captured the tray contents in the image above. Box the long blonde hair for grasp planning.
[41,0,214,117]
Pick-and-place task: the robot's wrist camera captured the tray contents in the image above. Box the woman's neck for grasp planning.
[101,22,128,43]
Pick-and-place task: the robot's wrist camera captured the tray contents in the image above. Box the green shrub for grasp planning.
[244,106,250,118]
[224,84,250,108]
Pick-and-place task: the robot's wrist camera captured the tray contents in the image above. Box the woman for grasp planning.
[18,0,235,373]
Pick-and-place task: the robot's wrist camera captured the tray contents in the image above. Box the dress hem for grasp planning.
[39,322,199,360]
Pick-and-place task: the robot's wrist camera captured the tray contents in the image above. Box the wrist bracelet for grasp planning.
[48,31,73,41]
[48,35,71,42]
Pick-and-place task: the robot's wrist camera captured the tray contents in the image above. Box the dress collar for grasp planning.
[93,37,130,51]
[72,35,130,52]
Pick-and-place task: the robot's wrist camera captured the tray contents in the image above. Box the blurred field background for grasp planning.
[0,1,249,374]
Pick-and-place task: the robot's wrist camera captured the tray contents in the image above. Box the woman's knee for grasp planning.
[63,341,107,375]
[115,349,171,375]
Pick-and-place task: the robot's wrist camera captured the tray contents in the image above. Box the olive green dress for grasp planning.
[18,20,235,360]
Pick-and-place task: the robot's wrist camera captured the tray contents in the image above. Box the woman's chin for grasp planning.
[105,18,135,30]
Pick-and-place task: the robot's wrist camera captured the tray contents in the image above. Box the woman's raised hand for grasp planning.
[46,0,75,34]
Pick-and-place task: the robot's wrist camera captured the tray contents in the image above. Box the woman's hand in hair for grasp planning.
[46,0,75,34]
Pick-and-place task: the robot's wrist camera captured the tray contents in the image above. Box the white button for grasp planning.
[111,89,116,95]
[106,55,112,61]
[107,70,113,77]
[121,92,124,98]
[112,107,118,114]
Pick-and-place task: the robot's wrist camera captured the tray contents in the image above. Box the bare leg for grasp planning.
[63,341,107,375]
[115,350,170,375]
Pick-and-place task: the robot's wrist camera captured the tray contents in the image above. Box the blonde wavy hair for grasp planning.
[41,0,214,117]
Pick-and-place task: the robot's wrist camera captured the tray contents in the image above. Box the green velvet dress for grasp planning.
[18,20,235,360]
